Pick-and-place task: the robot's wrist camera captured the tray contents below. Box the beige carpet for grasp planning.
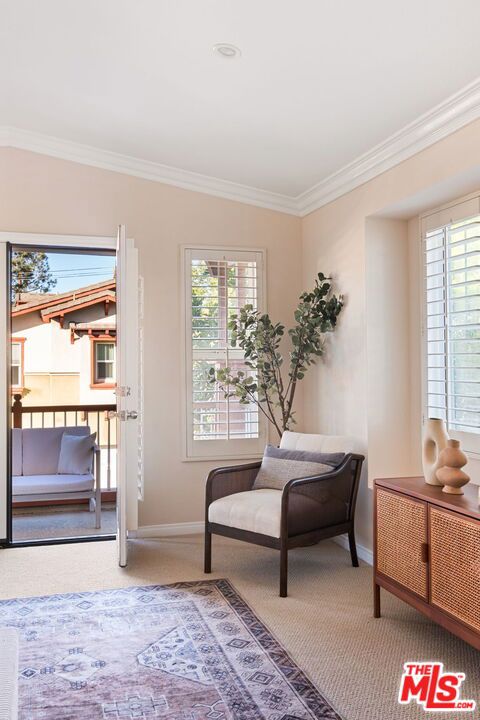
[1,535,479,720]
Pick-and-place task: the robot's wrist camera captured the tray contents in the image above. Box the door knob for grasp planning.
[107,410,138,421]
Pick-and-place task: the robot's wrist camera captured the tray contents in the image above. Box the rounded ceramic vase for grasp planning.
[436,439,470,495]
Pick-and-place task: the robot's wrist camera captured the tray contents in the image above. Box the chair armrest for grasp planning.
[281,454,365,536]
[206,461,261,507]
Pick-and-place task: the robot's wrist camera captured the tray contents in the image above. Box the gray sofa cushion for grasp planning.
[253,444,345,491]
[22,426,91,476]
[12,473,95,496]
[0,628,18,720]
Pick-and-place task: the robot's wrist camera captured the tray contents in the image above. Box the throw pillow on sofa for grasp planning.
[253,444,345,491]
[57,432,96,475]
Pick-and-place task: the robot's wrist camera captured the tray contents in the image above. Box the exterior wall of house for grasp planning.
[0,147,303,529]
[12,304,116,407]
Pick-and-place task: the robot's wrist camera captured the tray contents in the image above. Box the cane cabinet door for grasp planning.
[429,506,480,634]
[376,488,429,600]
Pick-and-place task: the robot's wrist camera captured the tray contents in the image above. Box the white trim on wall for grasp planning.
[132,521,204,538]
[132,522,373,565]
[2,76,480,216]
[333,535,373,566]
[0,127,299,217]
[296,78,480,216]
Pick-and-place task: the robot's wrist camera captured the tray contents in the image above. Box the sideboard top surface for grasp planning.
[375,476,480,521]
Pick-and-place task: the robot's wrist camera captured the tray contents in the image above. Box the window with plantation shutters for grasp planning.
[424,212,480,439]
[184,247,266,460]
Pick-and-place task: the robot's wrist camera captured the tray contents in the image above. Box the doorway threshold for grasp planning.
[6,534,115,549]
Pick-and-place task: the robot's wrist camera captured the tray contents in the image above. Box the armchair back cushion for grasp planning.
[21,426,92,476]
[280,430,357,454]
[253,444,344,490]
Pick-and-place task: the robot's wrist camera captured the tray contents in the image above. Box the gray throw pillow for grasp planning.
[57,432,96,475]
[253,444,345,491]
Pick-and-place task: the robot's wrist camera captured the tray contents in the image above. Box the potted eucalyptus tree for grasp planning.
[209,272,344,439]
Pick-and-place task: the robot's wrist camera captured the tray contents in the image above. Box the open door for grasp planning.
[0,243,8,544]
[115,225,141,567]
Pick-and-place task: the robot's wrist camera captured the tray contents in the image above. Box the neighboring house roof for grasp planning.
[72,322,116,332]
[41,289,116,322]
[12,279,116,318]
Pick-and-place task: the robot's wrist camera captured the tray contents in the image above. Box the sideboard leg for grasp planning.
[374,582,381,618]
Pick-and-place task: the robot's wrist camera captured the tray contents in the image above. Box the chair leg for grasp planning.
[348,528,359,567]
[204,530,212,573]
[95,490,101,530]
[280,543,288,597]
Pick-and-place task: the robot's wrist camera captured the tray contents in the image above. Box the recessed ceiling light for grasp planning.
[213,43,241,59]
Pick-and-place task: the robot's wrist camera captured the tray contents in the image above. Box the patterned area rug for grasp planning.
[0,579,342,720]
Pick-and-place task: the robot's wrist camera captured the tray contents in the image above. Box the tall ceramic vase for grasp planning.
[422,418,449,486]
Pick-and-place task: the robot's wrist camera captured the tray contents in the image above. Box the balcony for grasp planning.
[11,394,117,541]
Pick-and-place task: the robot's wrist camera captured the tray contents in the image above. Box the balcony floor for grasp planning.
[12,502,116,542]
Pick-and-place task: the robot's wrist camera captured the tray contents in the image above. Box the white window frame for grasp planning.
[420,192,480,457]
[11,339,24,390]
[181,245,267,461]
[93,339,116,385]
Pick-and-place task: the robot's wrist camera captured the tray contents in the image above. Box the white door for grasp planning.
[115,225,141,567]
[0,243,7,543]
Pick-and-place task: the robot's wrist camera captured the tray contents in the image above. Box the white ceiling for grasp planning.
[2,0,480,202]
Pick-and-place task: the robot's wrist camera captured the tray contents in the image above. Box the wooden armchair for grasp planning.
[205,433,364,597]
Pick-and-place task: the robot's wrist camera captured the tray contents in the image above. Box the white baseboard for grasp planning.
[132,522,373,565]
[333,534,373,566]
[133,521,204,538]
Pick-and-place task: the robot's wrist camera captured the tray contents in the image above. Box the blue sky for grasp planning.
[46,252,116,293]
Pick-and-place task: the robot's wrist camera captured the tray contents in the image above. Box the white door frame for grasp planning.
[0,230,136,546]
[0,232,116,250]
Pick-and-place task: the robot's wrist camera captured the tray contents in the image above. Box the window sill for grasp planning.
[90,383,116,389]
[182,453,263,463]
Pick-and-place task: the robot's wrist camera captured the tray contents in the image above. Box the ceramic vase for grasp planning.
[436,439,470,494]
[422,418,449,486]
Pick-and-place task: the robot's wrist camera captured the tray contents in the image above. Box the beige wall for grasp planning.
[302,117,480,552]
[0,147,303,527]
[365,217,416,484]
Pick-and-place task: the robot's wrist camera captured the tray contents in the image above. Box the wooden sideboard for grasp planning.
[374,476,480,650]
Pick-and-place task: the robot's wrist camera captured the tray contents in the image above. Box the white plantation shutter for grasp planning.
[424,214,480,438]
[184,247,266,459]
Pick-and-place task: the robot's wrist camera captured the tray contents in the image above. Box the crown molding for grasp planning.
[2,76,480,218]
[0,126,300,216]
[296,76,480,216]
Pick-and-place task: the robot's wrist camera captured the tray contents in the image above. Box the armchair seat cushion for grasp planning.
[209,489,283,538]
[12,473,95,496]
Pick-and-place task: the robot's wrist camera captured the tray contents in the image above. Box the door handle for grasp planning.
[107,410,138,421]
